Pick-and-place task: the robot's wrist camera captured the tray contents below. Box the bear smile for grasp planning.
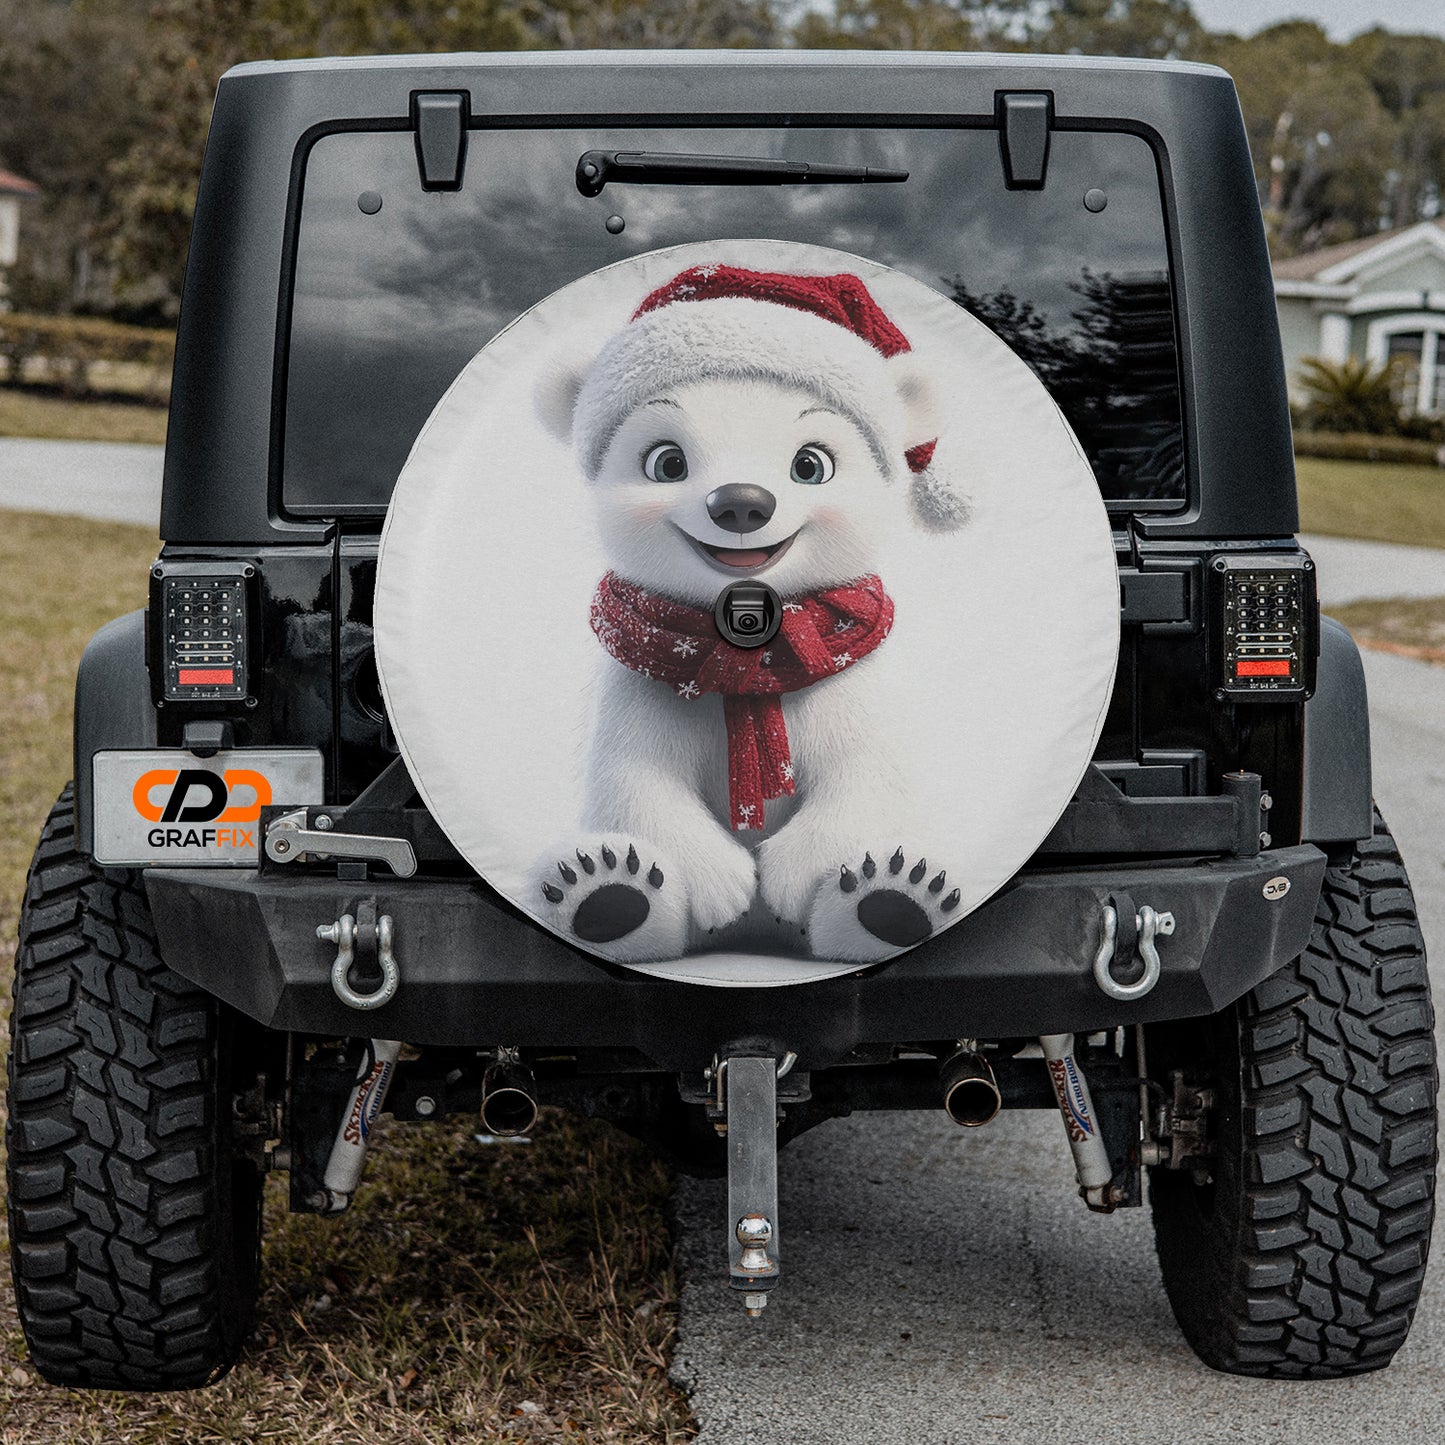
[678,527,800,574]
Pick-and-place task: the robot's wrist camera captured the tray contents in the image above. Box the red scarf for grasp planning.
[590,571,894,831]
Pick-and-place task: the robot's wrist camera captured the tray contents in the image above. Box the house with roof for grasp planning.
[1274,218,1445,419]
[0,169,40,301]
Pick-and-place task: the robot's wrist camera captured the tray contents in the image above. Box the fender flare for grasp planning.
[73,611,155,854]
[1301,616,1372,846]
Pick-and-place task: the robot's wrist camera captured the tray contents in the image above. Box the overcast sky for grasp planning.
[1189,0,1445,41]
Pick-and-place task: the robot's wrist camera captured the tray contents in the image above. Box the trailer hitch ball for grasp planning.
[736,1215,776,1317]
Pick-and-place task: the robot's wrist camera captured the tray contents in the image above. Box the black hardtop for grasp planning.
[163,49,1295,546]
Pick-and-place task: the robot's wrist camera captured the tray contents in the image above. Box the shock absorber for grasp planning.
[318,1038,403,1213]
[1040,1033,1116,1211]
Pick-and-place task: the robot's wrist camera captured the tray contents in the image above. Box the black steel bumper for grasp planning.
[145,846,1326,1070]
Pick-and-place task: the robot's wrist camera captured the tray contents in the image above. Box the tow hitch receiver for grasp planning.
[721,1056,782,1316]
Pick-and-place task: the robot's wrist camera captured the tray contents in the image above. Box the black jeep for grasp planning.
[7,50,1436,1390]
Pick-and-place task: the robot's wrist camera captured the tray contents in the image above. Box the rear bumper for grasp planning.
[144,845,1326,1070]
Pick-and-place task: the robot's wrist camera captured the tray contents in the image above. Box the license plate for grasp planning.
[92,749,324,866]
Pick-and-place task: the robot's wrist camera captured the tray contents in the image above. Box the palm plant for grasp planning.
[1296,355,1407,435]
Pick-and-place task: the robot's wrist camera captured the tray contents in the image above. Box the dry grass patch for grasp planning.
[1296,456,1445,550]
[1329,596,1445,665]
[0,389,167,445]
[0,510,157,928]
[0,511,693,1443]
[2,1115,692,1444]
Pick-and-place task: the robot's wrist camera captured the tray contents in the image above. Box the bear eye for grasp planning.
[790,445,835,485]
[643,443,689,483]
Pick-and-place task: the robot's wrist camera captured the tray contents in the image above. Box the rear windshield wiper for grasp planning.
[576,150,908,197]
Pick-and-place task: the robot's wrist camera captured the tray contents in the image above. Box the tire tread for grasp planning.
[1153,809,1437,1378]
[6,787,260,1390]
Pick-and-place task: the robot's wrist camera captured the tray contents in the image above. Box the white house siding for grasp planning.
[0,196,18,269]
[1273,221,1445,416]
[1355,254,1445,294]
[1276,296,1321,401]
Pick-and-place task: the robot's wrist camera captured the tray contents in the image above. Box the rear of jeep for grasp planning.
[7,52,1436,1389]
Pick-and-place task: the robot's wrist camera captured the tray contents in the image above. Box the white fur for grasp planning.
[534,372,956,961]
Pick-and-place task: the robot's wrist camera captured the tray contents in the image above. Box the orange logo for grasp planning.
[132,768,273,824]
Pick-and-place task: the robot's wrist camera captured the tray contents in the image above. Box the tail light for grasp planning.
[1209,552,1317,700]
[149,562,254,705]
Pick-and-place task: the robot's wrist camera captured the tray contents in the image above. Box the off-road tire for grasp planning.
[1149,809,1437,1378]
[6,787,264,1389]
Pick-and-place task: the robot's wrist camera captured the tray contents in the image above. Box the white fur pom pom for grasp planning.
[909,464,970,533]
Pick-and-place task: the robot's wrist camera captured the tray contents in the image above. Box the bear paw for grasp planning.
[536,837,687,963]
[807,848,960,962]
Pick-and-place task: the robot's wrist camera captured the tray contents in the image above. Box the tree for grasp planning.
[792,0,983,51]
[1201,22,1399,254]
[106,0,533,318]
[1032,0,1201,60]
[1345,28,1445,230]
[0,0,151,312]
[523,0,779,48]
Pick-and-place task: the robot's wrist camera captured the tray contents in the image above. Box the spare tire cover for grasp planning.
[375,240,1119,986]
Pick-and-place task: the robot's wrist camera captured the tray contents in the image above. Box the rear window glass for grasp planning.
[284,125,1182,514]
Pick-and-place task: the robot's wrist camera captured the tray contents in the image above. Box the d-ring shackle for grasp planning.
[1092,902,1173,1003]
[318,913,401,1010]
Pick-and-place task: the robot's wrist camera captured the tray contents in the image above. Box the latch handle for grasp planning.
[265,808,417,878]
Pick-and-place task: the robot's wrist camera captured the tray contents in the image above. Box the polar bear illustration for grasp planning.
[531,264,971,964]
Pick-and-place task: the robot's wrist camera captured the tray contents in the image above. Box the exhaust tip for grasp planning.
[941,1052,1002,1127]
[481,1062,539,1136]
[945,1076,1002,1127]
[480,1087,539,1137]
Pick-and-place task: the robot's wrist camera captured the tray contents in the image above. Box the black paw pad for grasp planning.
[844,851,960,947]
[573,882,650,943]
[543,843,665,944]
[857,890,933,948]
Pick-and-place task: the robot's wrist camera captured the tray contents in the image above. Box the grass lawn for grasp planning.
[1296,456,1445,550]
[1329,596,1445,665]
[0,511,691,1443]
[0,388,167,446]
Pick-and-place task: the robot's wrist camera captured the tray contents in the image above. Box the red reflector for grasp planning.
[1237,658,1291,678]
[178,668,234,686]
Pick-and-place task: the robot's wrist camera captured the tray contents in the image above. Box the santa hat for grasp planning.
[542,264,970,533]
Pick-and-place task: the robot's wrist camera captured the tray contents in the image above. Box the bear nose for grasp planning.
[706,483,776,534]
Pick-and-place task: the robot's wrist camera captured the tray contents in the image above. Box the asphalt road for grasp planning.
[672,660,1445,1442]
[1303,533,1445,605]
[0,436,162,526]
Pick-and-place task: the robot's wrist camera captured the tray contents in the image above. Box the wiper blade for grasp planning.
[576,150,908,197]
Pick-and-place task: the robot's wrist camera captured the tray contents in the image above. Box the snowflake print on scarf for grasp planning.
[590,571,894,830]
